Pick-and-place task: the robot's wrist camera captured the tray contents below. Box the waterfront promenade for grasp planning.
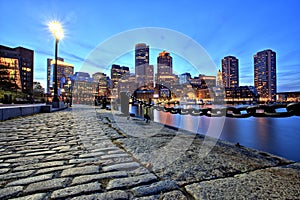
[0,105,299,199]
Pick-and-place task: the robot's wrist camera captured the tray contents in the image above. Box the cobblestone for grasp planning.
[7,173,54,186]
[0,105,299,199]
[70,190,129,200]
[71,171,128,185]
[79,151,105,158]
[0,170,35,180]
[0,186,23,199]
[0,153,22,160]
[106,173,158,190]
[10,193,47,200]
[101,153,130,159]
[60,165,99,177]
[25,150,57,156]
[35,164,75,175]
[13,161,65,171]
[131,180,179,197]
[50,181,101,199]
[24,178,70,193]
[102,162,141,172]
[68,157,100,164]
[5,155,45,165]
[0,168,10,174]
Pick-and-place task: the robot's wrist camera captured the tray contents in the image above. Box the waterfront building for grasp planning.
[225,86,259,103]
[277,91,300,102]
[0,45,34,95]
[222,56,239,88]
[47,58,74,94]
[135,63,154,88]
[111,64,129,88]
[72,72,97,104]
[190,76,202,88]
[254,49,277,102]
[199,75,216,88]
[155,50,177,96]
[118,75,137,98]
[157,50,172,75]
[92,72,110,97]
[197,88,213,101]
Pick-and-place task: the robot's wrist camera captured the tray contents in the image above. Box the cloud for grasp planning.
[35,49,53,57]
[68,39,96,52]
[61,50,86,63]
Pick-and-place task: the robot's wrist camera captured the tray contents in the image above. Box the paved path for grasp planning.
[0,105,299,199]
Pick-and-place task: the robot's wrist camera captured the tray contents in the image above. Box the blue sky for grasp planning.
[1,0,300,92]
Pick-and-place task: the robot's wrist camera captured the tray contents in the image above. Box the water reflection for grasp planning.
[128,105,300,162]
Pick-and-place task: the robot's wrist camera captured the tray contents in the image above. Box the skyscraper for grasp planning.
[254,49,277,101]
[134,43,153,87]
[156,50,175,88]
[157,50,172,75]
[222,56,239,88]
[0,45,34,95]
[135,43,149,68]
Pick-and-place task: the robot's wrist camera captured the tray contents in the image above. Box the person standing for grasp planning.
[144,106,150,123]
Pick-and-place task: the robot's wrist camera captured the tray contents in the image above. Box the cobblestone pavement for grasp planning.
[0,105,299,199]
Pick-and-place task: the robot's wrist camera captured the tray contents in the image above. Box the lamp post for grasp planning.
[48,21,64,107]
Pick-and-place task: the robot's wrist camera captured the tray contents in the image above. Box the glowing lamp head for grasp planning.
[48,21,64,40]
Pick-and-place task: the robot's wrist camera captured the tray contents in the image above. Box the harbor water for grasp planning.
[129,105,300,162]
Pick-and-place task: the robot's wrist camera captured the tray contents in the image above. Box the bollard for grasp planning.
[120,92,129,115]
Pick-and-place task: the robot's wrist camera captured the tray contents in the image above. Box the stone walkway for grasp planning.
[0,105,299,199]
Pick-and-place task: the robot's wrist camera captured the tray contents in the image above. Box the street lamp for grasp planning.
[48,21,64,107]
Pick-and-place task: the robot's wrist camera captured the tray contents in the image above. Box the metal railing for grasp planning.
[150,102,300,118]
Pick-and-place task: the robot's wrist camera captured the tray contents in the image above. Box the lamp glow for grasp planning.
[48,21,64,40]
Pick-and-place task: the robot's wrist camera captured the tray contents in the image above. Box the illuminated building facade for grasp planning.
[225,86,259,102]
[156,51,177,98]
[199,75,216,88]
[93,72,110,97]
[72,72,97,104]
[254,49,277,102]
[135,43,153,87]
[111,64,129,88]
[47,58,74,94]
[157,50,172,75]
[222,56,239,88]
[0,45,34,94]
[277,91,300,102]
[118,75,137,97]
[135,43,149,67]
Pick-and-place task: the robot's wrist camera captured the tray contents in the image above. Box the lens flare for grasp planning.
[48,21,64,40]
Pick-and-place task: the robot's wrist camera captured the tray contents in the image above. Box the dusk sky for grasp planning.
[1,0,300,92]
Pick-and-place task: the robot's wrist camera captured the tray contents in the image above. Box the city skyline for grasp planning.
[1,0,300,92]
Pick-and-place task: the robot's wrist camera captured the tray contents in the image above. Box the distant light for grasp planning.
[48,21,64,40]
